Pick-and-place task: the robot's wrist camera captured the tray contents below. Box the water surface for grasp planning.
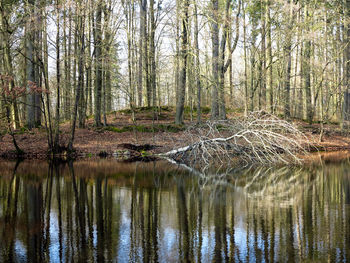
[1,158,350,262]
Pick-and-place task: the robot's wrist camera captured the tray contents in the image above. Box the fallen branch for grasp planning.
[161,112,309,169]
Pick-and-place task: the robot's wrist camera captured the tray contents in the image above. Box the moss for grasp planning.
[226,107,244,113]
[157,124,184,132]
[105,124,184,133]
[145,113,168,120]
[14,127,30,135]
[118,106,174,115]
[105,126,127,133]
[184,106,211,114]
[140,150,148,157]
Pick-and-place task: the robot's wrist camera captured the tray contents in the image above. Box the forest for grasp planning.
[3,1,350,262]
[1,0,350,160]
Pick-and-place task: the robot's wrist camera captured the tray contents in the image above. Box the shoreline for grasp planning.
[1,130,350,162]
[1,109,350,162]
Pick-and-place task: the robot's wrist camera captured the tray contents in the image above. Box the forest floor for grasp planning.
[1,106,350,160]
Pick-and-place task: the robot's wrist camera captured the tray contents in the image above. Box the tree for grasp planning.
[283,0,294,118]
[94,0,103,127]
[26,0,41,129]
[138,0,147,107]
[194,1,201,123]
[211,0,220,119]
[0,0,20,129]
[149,0,157,107]
[69,0,85,151]
[175,0,190,125]
[303,3,312,124]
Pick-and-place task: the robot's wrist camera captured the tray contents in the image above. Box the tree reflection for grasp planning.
[1,160,20,262]
[0,160,350,262]
[176,177,191,262]
[26,173,44,262]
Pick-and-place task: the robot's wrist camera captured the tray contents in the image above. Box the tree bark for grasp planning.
[149,0,157,107]
[94,0,103,127]
[0,1,20,129]
[218,0,231,120]
[175,0,190,125]
[260,0,266,110]
[266,0,273,113]
[283,0,294,118]
[304,5,312,124]
[211,0,219,119]
[26,0,37,129]
[104,0,112,114]
[194,1,201,123]
[53,0,61,151]
[138,0,147,107]
[69,1,85,151]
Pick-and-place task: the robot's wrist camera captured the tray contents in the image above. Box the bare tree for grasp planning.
[94,0,103,127]
[175,0,190,125]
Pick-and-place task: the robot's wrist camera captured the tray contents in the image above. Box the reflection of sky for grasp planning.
[14,240,26,262]
[118,211,131,263]
[4,190,291,262]
[159,227,177,262]
[48,211,61,263]
[2,160,350,262]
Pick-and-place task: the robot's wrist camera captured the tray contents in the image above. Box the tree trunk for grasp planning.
[0,1,19,129]
[211,0,219,119]
[26,0,36,129]
[34,3,42,127]
[266,0,273,113]
[283,0,293,118]
[65,6,72,120]
[149,0,157,107]
[94,0,103,127]
[53,0,61,152]
[138,0,147,107]
[104,0,112,113]
[218,0,231,120]
[194,1,201,123]
[69,1,85,151]
[243,2,248,115]
[260,0,266,110]
[304,5,312,124]
[78,8,86,128]
[346,0,350,93]
[175,0,190,125]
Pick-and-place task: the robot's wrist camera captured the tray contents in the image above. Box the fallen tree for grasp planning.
[161,112,310,169]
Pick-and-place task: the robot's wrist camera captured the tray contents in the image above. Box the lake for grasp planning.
[0,157,350,262]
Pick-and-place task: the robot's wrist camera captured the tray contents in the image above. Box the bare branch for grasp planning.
[161,112,310,170]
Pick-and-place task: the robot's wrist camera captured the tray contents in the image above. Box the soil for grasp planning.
[1,107,350,161]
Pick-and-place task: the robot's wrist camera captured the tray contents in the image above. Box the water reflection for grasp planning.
[0,159,350,262]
